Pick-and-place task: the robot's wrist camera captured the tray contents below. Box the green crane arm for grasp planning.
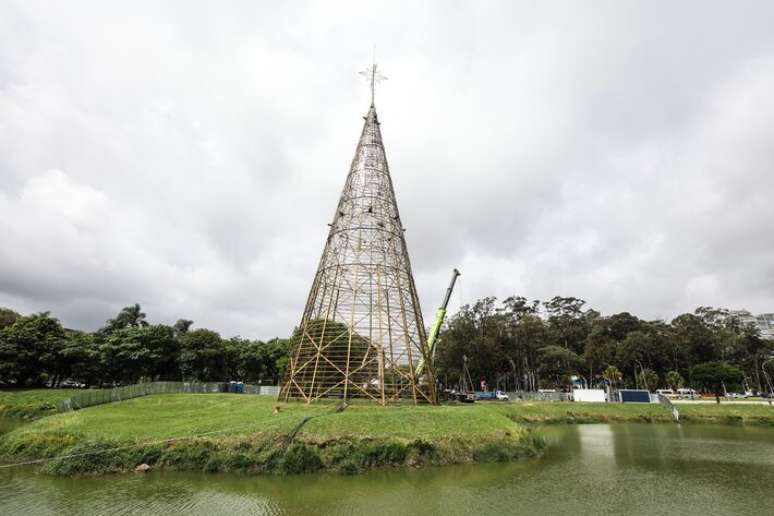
[416,268,460,377]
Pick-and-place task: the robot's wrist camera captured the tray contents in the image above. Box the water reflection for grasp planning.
[1,423,773,515]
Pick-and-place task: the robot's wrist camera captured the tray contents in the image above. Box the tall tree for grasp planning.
[0,307,20,330]
[173,319,194,336]
[0,312,66,386]
[179,329,226,381]
[603,365,623,391]
[543,296,595,355]
[97,324,179,385]
[61,331,102,387]
[103,303,149,332]
[665,370,684,391]
[538,345,582,389]
[692,361,743,404]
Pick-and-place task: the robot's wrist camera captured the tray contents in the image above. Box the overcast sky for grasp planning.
[2,1,773,339]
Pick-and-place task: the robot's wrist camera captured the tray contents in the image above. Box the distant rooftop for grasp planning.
[730,310,774,339]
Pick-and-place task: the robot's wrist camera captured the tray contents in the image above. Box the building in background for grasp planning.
[730,310,774,340]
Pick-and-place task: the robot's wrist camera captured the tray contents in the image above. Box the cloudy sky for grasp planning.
[1,1,773,338]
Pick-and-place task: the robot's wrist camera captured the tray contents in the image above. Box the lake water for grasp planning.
[1,421,773,515]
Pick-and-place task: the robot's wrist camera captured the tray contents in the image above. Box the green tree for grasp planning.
[435,298,505,389]
[179,329,226,381]
[616,327,671,387]
[263,338,290,384]
[0,307,20,330]
[103,303,148,332]
[671,313,717,373]
[665,370,684,391]
[583,319,618,387]
[692,361,744,404]
[98,325,178,384]
[223,336,279,382]
[505,313,546,391]
[605,312,643,341]
[61,331,102,387]
[638,368,659,391]
[736,323,773,393]
[543,296,595,355]
[173,319,194,336]
[603,365,623,390]
[0,312,66,386]
[538,345,582,389]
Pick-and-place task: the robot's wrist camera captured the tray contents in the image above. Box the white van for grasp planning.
[676,388,699,399]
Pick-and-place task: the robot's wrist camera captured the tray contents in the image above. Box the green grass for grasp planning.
[7,395,527,443]
[497,401,673,424]
[303,402,522,439]
[677,403,774,425]
[11,394,325,442]
[0,389,91,419]
[0,394,535,475]
[492,400,774,425]
[3,394,772,476]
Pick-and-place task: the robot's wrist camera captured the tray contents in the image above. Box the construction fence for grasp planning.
[56,382,280,412]
[507,390,572,402]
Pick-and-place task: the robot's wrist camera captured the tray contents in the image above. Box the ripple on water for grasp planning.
[1,423,773,515]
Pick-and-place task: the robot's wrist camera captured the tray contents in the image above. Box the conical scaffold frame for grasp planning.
[280,90,437,405]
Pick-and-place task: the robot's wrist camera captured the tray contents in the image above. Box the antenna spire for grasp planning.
[359,59,387,107]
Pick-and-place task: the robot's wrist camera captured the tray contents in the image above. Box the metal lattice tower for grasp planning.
[280,65,437,405]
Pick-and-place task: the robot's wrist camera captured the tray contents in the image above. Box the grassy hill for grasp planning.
[0,389,93,419]
[0,393,538,475]
[2,391,772,476]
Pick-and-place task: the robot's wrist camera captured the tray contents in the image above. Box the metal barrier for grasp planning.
[657,393,680,421]
[56,382,280,412]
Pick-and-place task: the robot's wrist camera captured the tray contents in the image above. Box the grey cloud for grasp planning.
[1,1,773,338]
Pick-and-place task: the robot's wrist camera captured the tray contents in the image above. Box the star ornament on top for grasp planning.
[359,63,387,106]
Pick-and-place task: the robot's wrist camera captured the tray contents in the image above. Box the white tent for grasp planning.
[573,389,606,402]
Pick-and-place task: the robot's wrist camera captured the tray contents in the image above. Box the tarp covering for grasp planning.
[620,389,651,403]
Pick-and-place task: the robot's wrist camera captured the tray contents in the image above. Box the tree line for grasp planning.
[434,296,774,396]
[3,297,773,397]
[0,304,288,388]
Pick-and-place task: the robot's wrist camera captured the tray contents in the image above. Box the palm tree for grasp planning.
[121,304,148,327]
[174,319,194,336]
[666,370,684,392]
[603,365,622,386]
[603,365,623,401]
[105,303,148,331]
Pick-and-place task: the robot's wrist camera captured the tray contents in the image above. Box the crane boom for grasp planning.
[416,268,460,377]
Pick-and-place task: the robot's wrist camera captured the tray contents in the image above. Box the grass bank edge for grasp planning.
[3,394,773,476]
[499,401,774,426]
[0,425,544,476]
[0,393,544,475]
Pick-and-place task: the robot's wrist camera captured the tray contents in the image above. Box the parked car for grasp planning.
[475,390,509,401]
[676,388,700,399]
[58,380,85,388]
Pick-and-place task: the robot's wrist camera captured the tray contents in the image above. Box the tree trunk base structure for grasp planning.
[280,103,437,405]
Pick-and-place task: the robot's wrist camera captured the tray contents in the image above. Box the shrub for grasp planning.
[44,441,126,475]
[355,442,407,467]
[279,444,322,474]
